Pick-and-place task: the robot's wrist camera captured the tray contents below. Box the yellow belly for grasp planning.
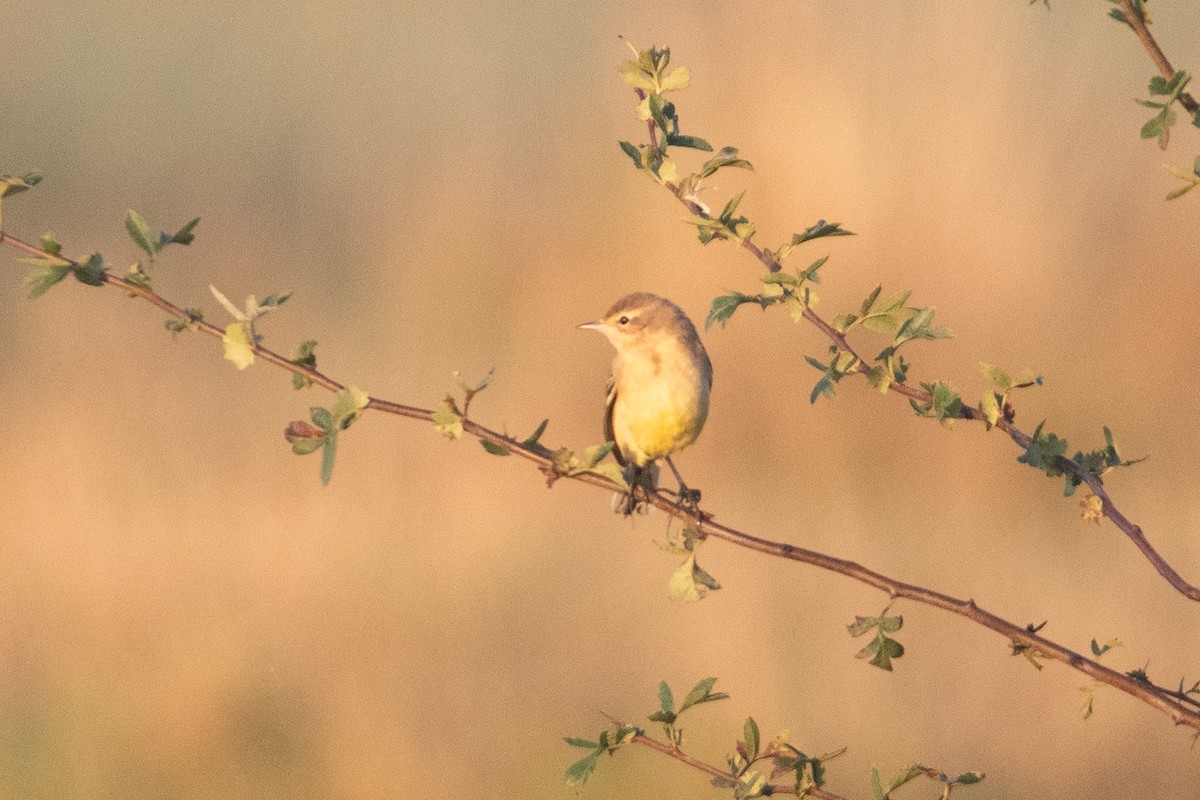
[611,339,710,466]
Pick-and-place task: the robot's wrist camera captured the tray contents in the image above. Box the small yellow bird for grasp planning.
[579,292,712,512]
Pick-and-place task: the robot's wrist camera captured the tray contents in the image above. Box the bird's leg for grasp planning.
[664,456,701,510]
[615,462,658,516]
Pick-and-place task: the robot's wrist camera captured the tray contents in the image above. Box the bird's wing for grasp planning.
[603,378,627,466]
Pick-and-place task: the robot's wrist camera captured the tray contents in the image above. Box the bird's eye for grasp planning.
[618,315,630,325]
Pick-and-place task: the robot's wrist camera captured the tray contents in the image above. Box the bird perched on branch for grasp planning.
[580,292,712,514]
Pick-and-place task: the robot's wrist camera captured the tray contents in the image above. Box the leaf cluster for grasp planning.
[546,441,628,489]
[285,385,370,485]
[712,715,846,800]
[289,340,319,388]
[1106,0,1148,25]
[1018,422,1143,498]
[617,43,762,242]
[124,210,199,288]
[705,223,852,330]
[0,173,43,230]
[563,724,639,791]
[479,417,550,457]
[1136,70,1193,148]
[848,608,905,671]
[648,677,729,748]
[870,764,983,800]
[565,679,983,798]
[431,369,493,440]
[210,284,291,370]
[659,523,720,602]
[976,362,1040,429]
[23,246,106,298]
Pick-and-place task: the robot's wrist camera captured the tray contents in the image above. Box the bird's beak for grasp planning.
[577,321,604,331]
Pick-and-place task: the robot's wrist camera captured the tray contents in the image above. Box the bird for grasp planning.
[579,292,712,514]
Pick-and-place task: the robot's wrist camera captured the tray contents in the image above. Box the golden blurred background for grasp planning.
[4,1,1200,797]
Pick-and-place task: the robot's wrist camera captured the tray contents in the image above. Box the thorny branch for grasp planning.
[3,229,1199,735]
[1116,0,1199,115]
[634,97,1200,604]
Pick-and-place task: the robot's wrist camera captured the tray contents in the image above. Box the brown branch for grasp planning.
[4,230,1199,735]
[1116,0,1199,115]
[632,733,847,800]
[652,160,1200,603]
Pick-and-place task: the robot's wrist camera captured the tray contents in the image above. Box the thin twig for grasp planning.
[649,155,1200,603]
[632,733,848,800]
[1116,0,1199,115]
[3,230,1199,734]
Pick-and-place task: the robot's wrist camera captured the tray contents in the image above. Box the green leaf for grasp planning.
[659,681,675,716]
[1166,178,1199,200]
[480,439,510,456]
[949,771,986,785]
[618,140,642,167]
[521,418,550,448]
[858,286,882,317]
[699,146,753,179]
[73,252,107,286]
[734,770,766,800]
[578,441,614,468]
[743,717,760,762]
[24,263,72,298]
[866,365,892,393]
[669,554,711,601]
[892,307,950,347]
[720,190,745,221]
[762,272,798,287]
[0,173,42,198]
[289,436,324,456]
[810,374,836,404]
[291,340,318,389]
[832,313,858,332]
[678,677,728,713]
[799,256,828,283]
[40,233,62,255]
[659,65,690,92]
[563,736,599,749]
[1163,70,1191,100]
[564,752,599,788]
[666,133,712,151]
[331,385,370,429]
[706,291,773,329]
[916,381,963,425]
[1141,106,1176,144]
[319,433,337,485]
[859,288,912,336]
[647,92,670,134]
[885,764,924,795]
[168,217,200,245]
[125,209,157,257]
[791,220,854,246]
[979,392,1001,429]
[848,609,905,671]
[1016,420,1069,476]
[617,59,656,92]
[980,362,1012,391]
[310,406,335,431]
[258,292,292,308]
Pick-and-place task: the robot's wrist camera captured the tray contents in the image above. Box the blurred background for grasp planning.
[4,1,1200,797]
